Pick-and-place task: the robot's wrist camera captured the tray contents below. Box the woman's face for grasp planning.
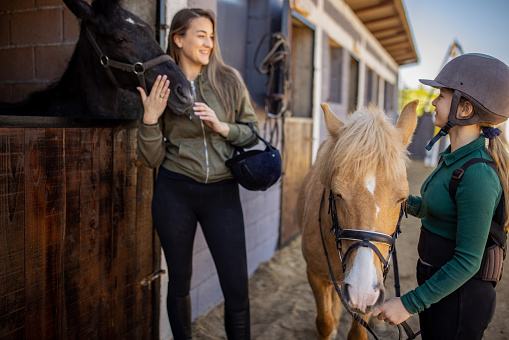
[431,88,453,128]
[174,17,214,69]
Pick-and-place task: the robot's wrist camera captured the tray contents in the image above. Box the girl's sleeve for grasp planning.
[407,194,424,218]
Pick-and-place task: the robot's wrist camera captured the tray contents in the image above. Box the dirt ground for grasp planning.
[192,160,509,339]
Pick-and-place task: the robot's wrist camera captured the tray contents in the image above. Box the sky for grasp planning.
[399,0,509,89]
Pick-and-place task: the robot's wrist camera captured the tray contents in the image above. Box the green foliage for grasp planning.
[398,86,438,116]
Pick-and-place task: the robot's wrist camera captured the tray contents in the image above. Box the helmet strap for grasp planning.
[425,121,455,151]
[425,89,462,151]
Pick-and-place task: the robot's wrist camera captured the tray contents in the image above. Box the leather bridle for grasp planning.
[318,189,420,340]
[326,189,403,279]
[84,23,173,94]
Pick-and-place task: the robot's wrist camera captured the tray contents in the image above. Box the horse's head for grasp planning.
[64,0,194,115]
[316,100,418,315]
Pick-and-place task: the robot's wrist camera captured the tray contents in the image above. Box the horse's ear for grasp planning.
[396,100,418,147]
[64,0,94,20]
[321,103,344,139]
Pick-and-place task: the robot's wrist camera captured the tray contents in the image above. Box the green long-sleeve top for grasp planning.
[401,136,502,315]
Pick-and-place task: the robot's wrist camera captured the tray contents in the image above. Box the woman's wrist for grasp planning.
[217,122,230,138]
[142,113,159,125]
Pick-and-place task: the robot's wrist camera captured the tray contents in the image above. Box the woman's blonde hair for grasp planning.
[167,8,248,122]
[481,123,509,230]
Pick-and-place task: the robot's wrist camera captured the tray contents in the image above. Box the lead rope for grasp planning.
[318,190,420,340]
[318,190,382,340]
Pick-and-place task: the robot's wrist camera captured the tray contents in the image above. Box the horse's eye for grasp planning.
[114,37,126,45]
[336,193,342,199]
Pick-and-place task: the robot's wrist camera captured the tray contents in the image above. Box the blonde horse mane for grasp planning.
[318,105,409,187]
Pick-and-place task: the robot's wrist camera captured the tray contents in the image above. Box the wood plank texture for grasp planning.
[24,128,64,339]
[0,126,157,339]
[0,129,26,339]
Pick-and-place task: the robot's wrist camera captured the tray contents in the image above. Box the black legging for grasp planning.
[416,259,496,340]
[152,167,250,339]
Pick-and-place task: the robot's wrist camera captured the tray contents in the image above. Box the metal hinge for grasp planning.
[138,269,166,289]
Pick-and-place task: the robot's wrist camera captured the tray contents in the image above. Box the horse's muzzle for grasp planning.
[342,283,385,315]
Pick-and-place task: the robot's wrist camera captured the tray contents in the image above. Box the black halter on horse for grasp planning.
[318,189,420,340]
[84,23,172,94]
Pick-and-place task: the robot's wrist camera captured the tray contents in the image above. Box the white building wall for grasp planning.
[293,0,400,162]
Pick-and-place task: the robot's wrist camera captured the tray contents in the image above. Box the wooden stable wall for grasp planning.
[0,124,160,339]
[280,117,313,245]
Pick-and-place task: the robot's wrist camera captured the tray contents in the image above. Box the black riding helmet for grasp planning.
[419,53,509,150]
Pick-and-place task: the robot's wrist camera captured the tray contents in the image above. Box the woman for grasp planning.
[373,53,509,339]
[136,8,259,340]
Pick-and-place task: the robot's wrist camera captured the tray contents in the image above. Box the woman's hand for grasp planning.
[193,102,230,137]
[137,75,170,125]
[372,297,411,326]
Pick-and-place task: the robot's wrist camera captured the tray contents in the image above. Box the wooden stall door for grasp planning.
[0,126,160,340]
[280,117,313,246]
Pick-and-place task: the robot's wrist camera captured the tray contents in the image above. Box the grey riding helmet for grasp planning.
[419,53,509,150]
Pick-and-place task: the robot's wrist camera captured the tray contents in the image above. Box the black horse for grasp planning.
[0,0,193,119]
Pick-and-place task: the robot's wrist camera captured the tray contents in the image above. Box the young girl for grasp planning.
[136,8,259,340]
[373,53,509,339]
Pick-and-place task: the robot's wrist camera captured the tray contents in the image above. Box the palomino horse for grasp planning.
[297,101,418,340]
[0,0,193,118]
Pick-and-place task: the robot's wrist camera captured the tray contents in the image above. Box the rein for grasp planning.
[318,189,420,340]
[84,24,173,94]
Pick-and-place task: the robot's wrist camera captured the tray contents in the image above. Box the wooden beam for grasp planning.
[379,35,407,46]
[355,2,395,21]
[365,15,401,31]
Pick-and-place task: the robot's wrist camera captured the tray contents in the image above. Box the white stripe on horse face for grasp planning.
[366,175,380,220]
[125,17,149,29]
[365,175,376,196]
[345,247,380,313]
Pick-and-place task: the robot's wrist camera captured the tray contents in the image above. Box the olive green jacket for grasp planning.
[136,73,259,183]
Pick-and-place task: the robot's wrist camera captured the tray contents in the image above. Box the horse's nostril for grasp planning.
[176,85,185,98]
[374,288,385,308]
[342,283,351,302]
[173,85,193,105]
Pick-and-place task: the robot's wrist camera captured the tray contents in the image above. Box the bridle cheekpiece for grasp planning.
[84,23,173,94]
[326,189,406,280]
[318,188,418,340]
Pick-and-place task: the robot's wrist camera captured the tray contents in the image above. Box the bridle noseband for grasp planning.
[84,23,173,94]
[326,189,404,279]
[318,188,419,340]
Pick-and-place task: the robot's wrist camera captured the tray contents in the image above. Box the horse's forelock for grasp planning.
[328,106,408,184]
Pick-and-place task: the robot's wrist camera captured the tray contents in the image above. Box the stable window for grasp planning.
[348,56,359,113]
[329,43,343,103]
[290,15,315,118]
[384,80,395,112]
[365,67,379,106]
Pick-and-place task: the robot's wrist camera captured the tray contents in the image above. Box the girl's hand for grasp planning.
[372,297,411,326]
[137,75,170,125]
[193,102,230,137]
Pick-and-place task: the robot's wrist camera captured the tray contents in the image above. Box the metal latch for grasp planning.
[138,269,166,289]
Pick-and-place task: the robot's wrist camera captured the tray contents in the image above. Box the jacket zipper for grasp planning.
[190,80,210,183]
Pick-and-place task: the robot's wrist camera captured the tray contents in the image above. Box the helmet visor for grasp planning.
[419,78,446,89]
